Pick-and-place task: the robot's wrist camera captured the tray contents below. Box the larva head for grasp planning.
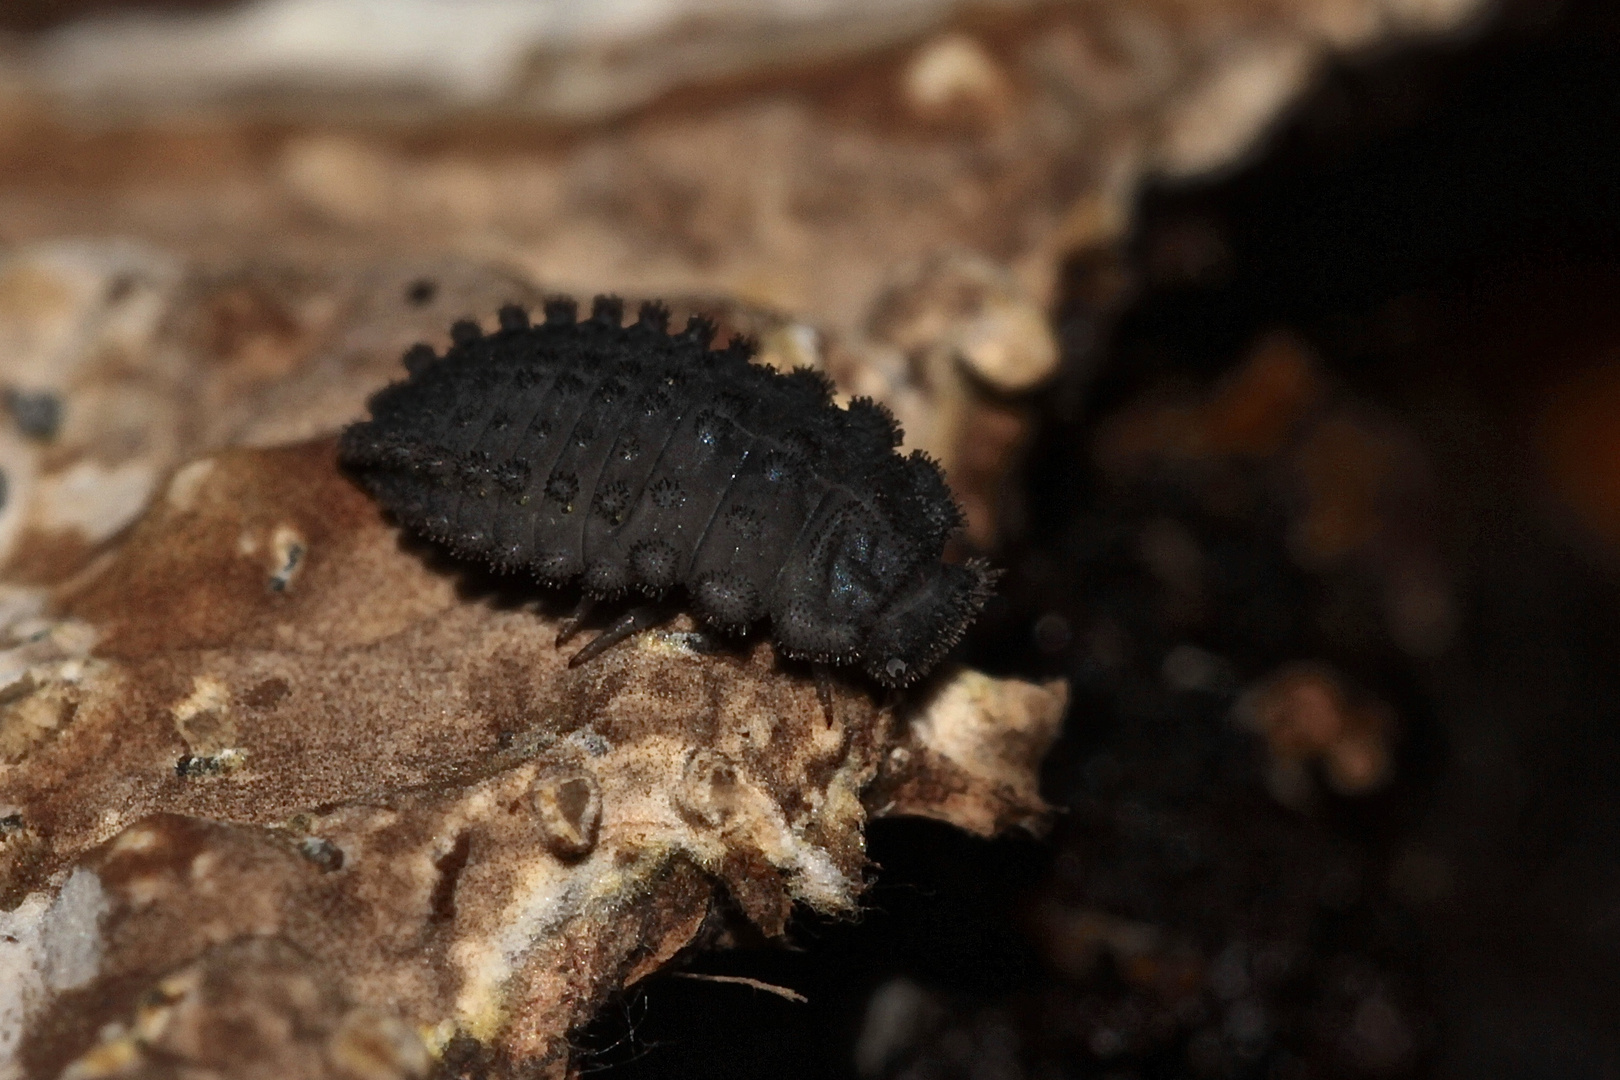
[860,559,996,687]
[773,512,919,661]
[772,505,989,684]
[801,459,992,687]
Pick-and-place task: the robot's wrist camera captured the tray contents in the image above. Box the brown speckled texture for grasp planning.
[0,438,1061,1078]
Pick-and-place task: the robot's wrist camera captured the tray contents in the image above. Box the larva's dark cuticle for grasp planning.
[545,471,578,508]
[630,539,681,591]
[726,504,763,540]
[649,476,685,509]
[495,459,530,494]
[593,482,632,524]
[534,550,570,581]
[339,296,995,687]
[498,304,530,331]
[403,343,437,375]
[761,450,794,483]
[421,448,452,482]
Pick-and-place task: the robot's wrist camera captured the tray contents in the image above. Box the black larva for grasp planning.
[339,297,994,687]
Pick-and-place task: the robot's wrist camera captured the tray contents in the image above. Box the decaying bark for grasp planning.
[0,437,1063,1078]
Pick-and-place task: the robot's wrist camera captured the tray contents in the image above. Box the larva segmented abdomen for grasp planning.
[341,296,994,687]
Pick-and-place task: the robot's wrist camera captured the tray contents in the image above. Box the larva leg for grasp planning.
[554,595,597,646]
[568,605,668,667]
[813,663,836,727]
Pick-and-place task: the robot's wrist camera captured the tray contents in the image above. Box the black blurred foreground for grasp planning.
[580,4,1620,1078]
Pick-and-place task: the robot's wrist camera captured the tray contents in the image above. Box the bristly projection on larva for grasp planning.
[339,296,994,687]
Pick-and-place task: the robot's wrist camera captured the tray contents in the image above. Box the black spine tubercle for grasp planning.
[402,343,438,376]
[962,557,1002,611]
[497,303,531,331]
[635,300,671,331]
[719,334,758,365]
[590,295,625,326]
[681,314,717,349]
[782,366,834,405]
[846,396,903,448]
[543,297,578,325]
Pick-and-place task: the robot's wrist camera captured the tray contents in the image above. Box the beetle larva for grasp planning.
[339,296,993,687]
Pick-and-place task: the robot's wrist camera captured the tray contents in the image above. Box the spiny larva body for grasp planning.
[339,296,993,687]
